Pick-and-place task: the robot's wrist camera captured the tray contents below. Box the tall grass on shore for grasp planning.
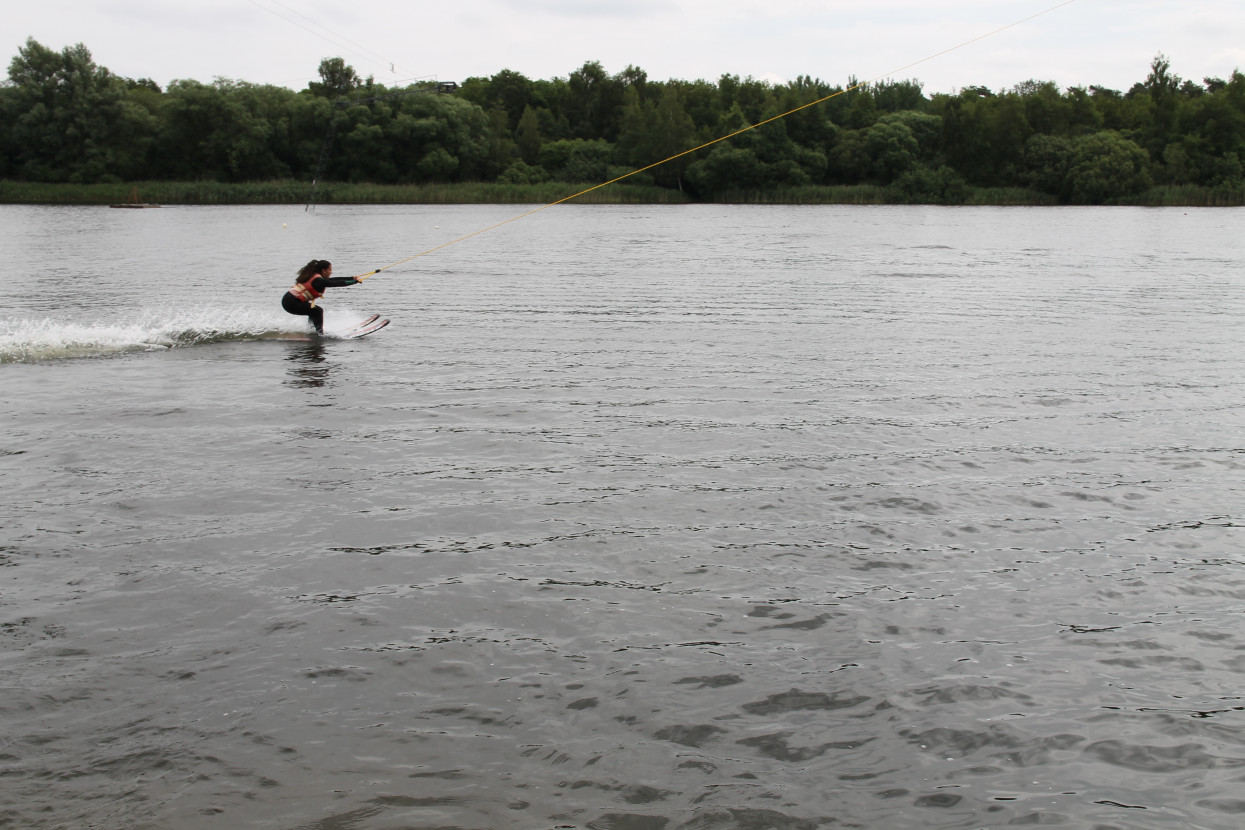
[1,179,1242,207]
[704,185,891,205]
[699,185,1061,206]
[0,180,690,206]
[1131,184,1245,207]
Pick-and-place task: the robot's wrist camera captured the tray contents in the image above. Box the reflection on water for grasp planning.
[284,339,331,388]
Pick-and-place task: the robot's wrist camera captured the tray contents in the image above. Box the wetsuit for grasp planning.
[282,276,360,333]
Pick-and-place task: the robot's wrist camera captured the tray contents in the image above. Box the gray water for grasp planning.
[1,203,1243,830]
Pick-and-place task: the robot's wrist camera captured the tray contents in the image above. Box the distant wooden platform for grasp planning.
[110,186,161,208]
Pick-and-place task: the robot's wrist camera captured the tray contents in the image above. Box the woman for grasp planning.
[281,259,361,334]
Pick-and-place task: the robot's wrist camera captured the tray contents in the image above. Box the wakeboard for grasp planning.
[345,317,389,339]
[264,314,390,342]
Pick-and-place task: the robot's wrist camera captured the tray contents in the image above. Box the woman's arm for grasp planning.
[312,276,361,290]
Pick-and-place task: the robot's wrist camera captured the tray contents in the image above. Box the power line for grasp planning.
[247,0,409,78]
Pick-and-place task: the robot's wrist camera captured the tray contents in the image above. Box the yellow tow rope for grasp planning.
[354,0,1080,282]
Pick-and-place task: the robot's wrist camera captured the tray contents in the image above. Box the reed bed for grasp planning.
[1131,184,1245,207]
[0,180,690,206]
[1,179,1241,206]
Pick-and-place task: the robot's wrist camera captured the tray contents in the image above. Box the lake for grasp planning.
[2,202,1243,829]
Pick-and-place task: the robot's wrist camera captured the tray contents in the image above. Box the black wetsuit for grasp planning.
[282,276,359,333]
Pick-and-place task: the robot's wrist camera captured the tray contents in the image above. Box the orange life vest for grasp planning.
[288,278,323,307]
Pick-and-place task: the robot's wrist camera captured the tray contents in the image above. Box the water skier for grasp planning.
[282,259,361,335]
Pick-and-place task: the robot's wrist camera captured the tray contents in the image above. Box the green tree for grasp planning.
[515,103,542,164]
[826,128,871,184]
[482,107,517,179]
[843,78,878,129]
[566,61,624,140]
[0,85,15,176]
[990,94,1034,183]
[338,118,394,181]
[935,89,1032,185]
[1064,85,1105,134]
[618,65,648,100]
[1021,133,1074,197]
[777,76,839,155]
[538,138,611,182]
[717,74,773,123]
[1015,80,1073,135]
[529,77,572,139]
[1162,136,1243,187]
[936,91,993,182]
[390,92,491,182]
[153,79,289,181]
[616,84,696,187]
[228,81,299,178]
[459,68,534,131]
[498,159,548,184]
[417,146,457,181]
[6,37,154,182]
[1066,131,1151,203]
[863,118,919,182]
[1166,72,1245,185]
[685,143,767,194]
[308,57,361,98]
[1143,53,1180,155]
[5,40,1241,200]
[287,94,334,179]
[872,79,926,113]
[877,111,940,160]
[893,165,968,203]
[680,78,723,135]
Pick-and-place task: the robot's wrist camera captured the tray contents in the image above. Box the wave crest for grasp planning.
[0,307,370,363]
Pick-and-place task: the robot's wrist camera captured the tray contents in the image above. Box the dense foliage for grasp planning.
[3,37,1244,204]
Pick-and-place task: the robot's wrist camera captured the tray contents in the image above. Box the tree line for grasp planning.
[3,36,1244,204]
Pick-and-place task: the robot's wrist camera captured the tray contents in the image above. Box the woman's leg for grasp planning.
[282,293,323,334]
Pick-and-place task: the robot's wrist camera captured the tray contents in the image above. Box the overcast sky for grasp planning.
[4,1,1243,96]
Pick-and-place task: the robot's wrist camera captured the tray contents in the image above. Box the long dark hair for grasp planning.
[297,259,331,284]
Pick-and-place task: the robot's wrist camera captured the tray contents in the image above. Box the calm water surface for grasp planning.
[1,204,1243,829]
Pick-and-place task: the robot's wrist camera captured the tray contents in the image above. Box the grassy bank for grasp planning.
[701,185,1061,206]
[0,179,690,206]
[1130,184,1245,206]
[2,179,1243,206]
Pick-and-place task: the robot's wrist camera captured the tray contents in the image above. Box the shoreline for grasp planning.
[1,179,1242,207]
